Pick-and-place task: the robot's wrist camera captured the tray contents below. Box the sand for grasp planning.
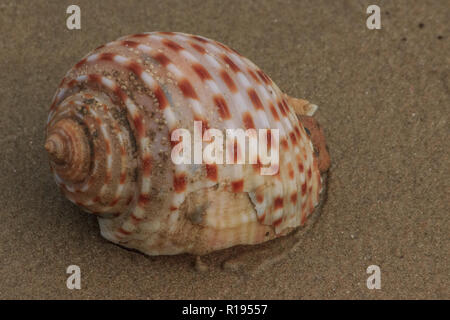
[0,0,448,299]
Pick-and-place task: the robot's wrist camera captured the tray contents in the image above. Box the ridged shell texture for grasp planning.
[46,32,322,255]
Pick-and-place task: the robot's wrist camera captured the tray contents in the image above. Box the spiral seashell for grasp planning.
[45,32,330,255]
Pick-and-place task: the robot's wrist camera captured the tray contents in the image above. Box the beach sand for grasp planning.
[0,0,448,299]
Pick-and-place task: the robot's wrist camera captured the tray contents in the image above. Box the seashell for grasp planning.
[45,32,330,255]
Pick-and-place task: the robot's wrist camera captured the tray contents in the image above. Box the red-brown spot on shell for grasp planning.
[132,33,148,38]
[133,115,145,138]
[308,168,312,179]
[288,163,294,179]
[273,217,283,227]
[266,130,272,150]
[120,172,127,184]
[178,79,198,99]
[75,58,87,68]
[220,70,237,93]
[290,132,298,145]
[222,54,240,72]
[173,174,187,193]
[88,74,102,84]
[163,39,183,51]
[113,86,128,102]
[154,86,168,110]
[122,40,139,48]
[294,126,301,138]
[67,79,77,87]
[191,35,208,43]
[256,70,271,85]
[99,52,115,61]
[247,68,261,84]
[213,95,231,120]
[231,179,244,192]
[290,193,297,204]
[127,61,143,76]
[248,89,263,110]
[281,138,289,150]
[153,52,171,66]
[278,101,288,117]
[301,182,307,196]
[215,41,234,53]
[229,140,241,163]
[105,139,111,154]
[298,161,304,173]
[190,42,206,54]
[282,99,290,113]
[170,206,178,211]
[206,164,218,181]
[258,212,266,222]
[242,112,255,129]
[192,63,212,81]
[169,129,179,148]
[138,194,151,206]
[269,103,280,121]
[95,117,102,126]
[256,193,264,203]
[274,197,284,210]
[142,155,152,176]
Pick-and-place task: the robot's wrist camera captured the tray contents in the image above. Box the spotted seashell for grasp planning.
[45,32,330,255]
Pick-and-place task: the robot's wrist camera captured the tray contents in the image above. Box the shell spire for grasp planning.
[46,119,91,182]
[46,32,330,255]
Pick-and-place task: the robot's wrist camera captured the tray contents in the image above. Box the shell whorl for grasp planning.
[46,90,136,216]
[45,118,91,181]
[46,32,323,255]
